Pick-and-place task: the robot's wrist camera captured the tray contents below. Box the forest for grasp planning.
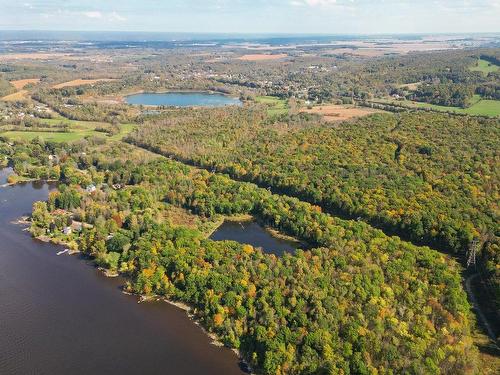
[1,139,478,374]
[126,108,500,308]
[0,41,499,374]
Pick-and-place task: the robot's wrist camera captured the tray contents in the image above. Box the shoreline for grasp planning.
[120,89,242,106]
[3,168,253,374]
[29,220,252,373]
[211,213,306,249]
[1,177,59,188]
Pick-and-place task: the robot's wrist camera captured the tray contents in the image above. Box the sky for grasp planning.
[0,0,499,34]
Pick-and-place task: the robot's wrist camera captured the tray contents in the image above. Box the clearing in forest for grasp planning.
[373,95,500,117]
[470,58,500,74]
[255,95,289,116]
[52,78,116,89]
[397,82,422,91]
[301,105,381,122]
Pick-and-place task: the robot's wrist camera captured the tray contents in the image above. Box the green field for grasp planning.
[255,95,289,116]
[0,119,136,143]
[470,58,500,74]
[373,95,500,117]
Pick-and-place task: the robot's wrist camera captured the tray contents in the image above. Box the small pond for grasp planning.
[210,220,298,256]
[125,92,242,107]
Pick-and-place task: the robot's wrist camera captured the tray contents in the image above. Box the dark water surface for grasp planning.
[210,220,298,256]
[125,92,241,107]
[0,174,243,375]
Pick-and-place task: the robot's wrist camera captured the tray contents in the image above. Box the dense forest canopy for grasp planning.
[126,109,500,306]
[0,140,479,374]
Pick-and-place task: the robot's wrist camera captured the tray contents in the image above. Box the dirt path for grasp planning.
[466,273,497,341]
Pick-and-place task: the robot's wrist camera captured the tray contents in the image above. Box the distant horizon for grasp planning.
[0,30,499,42]
[1,1,499,35]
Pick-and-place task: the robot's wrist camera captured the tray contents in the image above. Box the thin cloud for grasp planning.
[83,11,103,19]
[1,0,499,33]
[109,12,127,22]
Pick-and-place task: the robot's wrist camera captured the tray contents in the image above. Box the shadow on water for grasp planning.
[210,219,300,256]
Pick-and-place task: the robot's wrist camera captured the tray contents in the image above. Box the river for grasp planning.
[0,169,244,375]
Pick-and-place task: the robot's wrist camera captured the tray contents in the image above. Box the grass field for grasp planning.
[1,90,29,101]
[300,104,382,121]
[470,59,500,75]
[373,95,500,117]
[52,78,116,89]
[255,96,289,116]
[10,78,40,90]
[0,119,135,143]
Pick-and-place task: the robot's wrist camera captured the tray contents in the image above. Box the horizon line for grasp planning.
[1,29,499,37]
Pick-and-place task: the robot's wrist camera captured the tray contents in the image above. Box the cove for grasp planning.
[210,220,298,256]
[0,172,244,375]
[125,92,242,107]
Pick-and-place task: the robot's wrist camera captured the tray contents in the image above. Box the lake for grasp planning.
[210,220,298,256]
[0,172,244,375]
[125,92,242,107]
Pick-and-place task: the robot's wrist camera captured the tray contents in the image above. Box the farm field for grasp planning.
[1,78,41,101]
[52,78,116,89]
[255,95,289,115]
[0,52,71,61]
[397,81,422,91]
[470,58,500,74]
[0,119,135,142]
[1,90,29,101]
[373,95,500,117]
[300,104,382,121]
[237,53,288,61]
[10,78,40,90]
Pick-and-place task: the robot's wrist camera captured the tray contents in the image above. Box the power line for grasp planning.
[467,238,480,268]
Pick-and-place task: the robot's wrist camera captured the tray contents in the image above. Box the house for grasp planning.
[86,184,96,193]
[70,221,83,232]
[48,155,59,163]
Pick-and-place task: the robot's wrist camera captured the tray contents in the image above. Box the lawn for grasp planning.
[463,99,500,116]
[0,130,98,142]
[0,119,136,143]
[372,95,500,117]
[470,58,500,75]
[255,95,289,116]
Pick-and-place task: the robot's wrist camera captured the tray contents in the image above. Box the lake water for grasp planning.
[0,173,244,375]
[125,92,242,107]
[0,166,12,185]
[210,220,297,256]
